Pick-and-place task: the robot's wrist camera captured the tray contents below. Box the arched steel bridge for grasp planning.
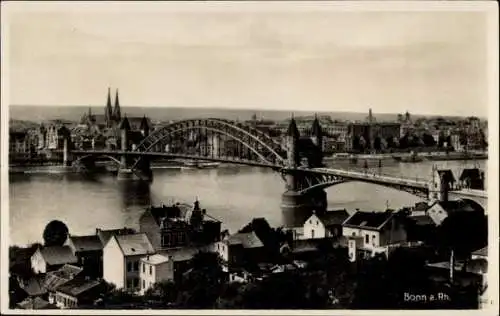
[66,118,487,207]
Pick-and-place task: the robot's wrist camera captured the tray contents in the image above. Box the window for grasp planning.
[365,235,369,243]
[142,263,145,273]
[142,279,145,289]
[134,278,139,288]
[311,229,315,239]
[127,262,132,272]
[149,265,152,275]
[316,221,319,226]
[134,261,139,271]
[352,232,356,236]
[372,235,376,244]
[309,220,312,224]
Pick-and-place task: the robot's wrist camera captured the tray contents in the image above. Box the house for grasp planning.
[17,275,47,298]
[215,231,265,270]
[157,246,207,283]
[17,297,56,309]
[102,233,155,292]
[139,254,174,295]
[43,264,84,304]
[303,209,350,239]
[54,278,103,309]
[31,246,78,274]
[139,200,221,251]
[342,210,408,257]
[66,235,103,277]
[427,200,477,226]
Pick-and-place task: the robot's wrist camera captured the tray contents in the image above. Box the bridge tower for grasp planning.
[281,115,327,227]
[427,165,451,204]
[117,116,132,180]
[136,116,153,180]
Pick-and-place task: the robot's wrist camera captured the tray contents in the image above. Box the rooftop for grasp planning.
[96,227,136,246]
[19,275,47,297]
[38,246,78,266]
[226,232,264,249]
[56,278,102,297]
[159,247,201,262]
[141,254,170,265]
[343,211,395,230]
[472,246,488,258]
[17,297,55,310]
[317,209,350,227]
[114,233,155,256]
[68,235,103,252]
[43,264,83,291]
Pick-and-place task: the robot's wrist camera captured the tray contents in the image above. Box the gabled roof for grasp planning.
[38,246,78,266]
[56,278,102,298]
[159,247,201,262]
[96,227,136,246]
[68,235,103,252]
[226,232,264,249]
[342,211,395,231]
[43,264,83,292]
[318,209,350,227]
[113,233,155,256]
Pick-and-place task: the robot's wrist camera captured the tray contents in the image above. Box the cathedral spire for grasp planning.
[113,89,121,122]
[105,87,113,127]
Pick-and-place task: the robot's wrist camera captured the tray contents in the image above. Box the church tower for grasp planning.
[105,88,113,128]
[113,89,122,124]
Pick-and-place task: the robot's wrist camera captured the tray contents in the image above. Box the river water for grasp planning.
[9,159,486,246]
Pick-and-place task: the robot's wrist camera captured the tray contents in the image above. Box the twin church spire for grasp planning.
[105,87,122,128]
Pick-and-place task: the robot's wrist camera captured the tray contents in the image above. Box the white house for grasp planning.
[103,233,155,292]
[303,210,349,239]
[342,210,407,257]
[139,254,174,295]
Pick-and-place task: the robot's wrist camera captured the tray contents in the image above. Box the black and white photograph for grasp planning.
[1,1,498,313]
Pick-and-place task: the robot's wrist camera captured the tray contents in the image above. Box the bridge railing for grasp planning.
[309,167,429,187]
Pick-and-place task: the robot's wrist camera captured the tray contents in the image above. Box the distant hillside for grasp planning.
[8,105,474,124]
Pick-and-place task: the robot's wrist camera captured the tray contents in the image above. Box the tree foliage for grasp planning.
[42,220,69,247]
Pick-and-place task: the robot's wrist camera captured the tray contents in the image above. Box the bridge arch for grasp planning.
[459,198,486,214]
[131,118,286,169]
[297,177,429,199]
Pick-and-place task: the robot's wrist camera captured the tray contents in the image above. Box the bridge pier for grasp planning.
[281,188,327,228]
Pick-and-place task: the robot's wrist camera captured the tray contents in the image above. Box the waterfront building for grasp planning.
[31,246,78,274]
[342,210,408,258]
[139,200,221,251]
[53,278,103,309]
[303,209,349,239]
[102,233,155,292]
[139,254,174,295]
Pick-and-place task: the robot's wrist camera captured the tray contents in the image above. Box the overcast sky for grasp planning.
[3,2,496,117]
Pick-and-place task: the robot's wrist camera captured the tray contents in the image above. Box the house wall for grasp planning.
[103,237,125,289]
[303,215,326,239]
[125,255,144,291]
[139,212,162,251]
[31,249,47,274]
[215,241,229,262]
[55,291,78,309]
[379,220,407,246]
[343,227,381,249]
[139,260,174,295]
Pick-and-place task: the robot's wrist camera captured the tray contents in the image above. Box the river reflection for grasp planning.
[9,159,486,246]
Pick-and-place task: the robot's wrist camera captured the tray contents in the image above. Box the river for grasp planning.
[9,159,486,246]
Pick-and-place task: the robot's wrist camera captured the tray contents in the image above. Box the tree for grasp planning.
[42,220,69,247]
[422,133,437,147]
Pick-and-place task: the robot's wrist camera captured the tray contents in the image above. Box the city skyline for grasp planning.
[3,2,497,117]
